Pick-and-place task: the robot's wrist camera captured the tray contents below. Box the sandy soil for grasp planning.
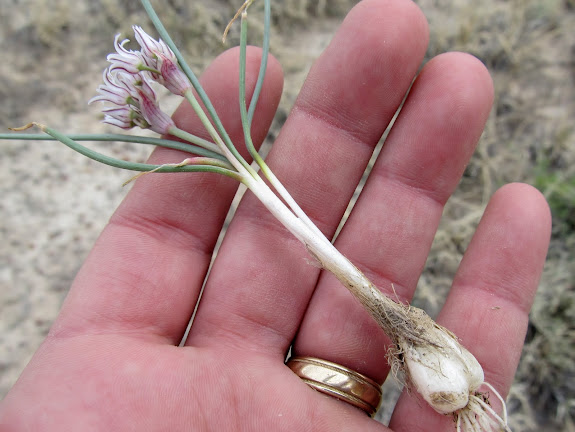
[1,1,574,430]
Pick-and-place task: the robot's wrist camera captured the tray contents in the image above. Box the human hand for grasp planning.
[0,0,550,430]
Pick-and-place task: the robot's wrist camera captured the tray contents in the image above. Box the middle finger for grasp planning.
[186,0,429,354]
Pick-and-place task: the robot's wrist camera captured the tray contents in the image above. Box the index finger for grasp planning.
[51,47,284,343]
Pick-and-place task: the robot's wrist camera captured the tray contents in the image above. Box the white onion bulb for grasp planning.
[401,325,511,431]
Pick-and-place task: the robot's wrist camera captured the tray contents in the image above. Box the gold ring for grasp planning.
[286,356,382,416]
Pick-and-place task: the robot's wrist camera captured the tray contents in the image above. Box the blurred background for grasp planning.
[0,0,573,430]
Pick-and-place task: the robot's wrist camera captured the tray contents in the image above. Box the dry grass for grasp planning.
[1,0,573,430]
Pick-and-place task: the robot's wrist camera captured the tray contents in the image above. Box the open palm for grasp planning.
[0,0,550,431]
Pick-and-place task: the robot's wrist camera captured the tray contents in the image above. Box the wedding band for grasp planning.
[286,356,382,416]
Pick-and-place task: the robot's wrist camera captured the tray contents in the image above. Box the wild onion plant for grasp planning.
[2,1,511,430]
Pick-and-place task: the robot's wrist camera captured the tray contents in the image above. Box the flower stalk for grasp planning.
[1,1,512,430]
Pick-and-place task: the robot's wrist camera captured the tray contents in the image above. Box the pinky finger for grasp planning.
[389,183,551,432]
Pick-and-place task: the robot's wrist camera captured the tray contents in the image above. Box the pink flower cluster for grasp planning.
[90,26,191,135]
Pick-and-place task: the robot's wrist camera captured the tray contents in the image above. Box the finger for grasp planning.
[51,47,284,343]
[293,52,494,382]
[186,0,429,353]
[389,183,551,431]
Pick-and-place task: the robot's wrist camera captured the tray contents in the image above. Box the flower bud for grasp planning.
[133,25,175,66]
[157,53,191,96]
[137,88,175,135]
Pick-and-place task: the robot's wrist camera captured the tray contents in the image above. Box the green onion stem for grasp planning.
[238,10,326,239]
[0,133,226,161]
[239,12,261,164]
[247,0,271,127]
[179,91,257,178]
[38,125,244,181]
[140,0,252,174]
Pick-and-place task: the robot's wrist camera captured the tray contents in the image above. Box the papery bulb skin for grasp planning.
[435,326,485,393]
[403,341,470,413]
[456,341,484,393]
[401,325,485,415]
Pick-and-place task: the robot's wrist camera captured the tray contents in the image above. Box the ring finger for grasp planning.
[292,51,494,385]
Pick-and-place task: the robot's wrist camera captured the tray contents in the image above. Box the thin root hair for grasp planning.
[456,390,512,432]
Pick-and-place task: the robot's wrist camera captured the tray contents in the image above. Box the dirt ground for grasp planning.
[1,0,574,430]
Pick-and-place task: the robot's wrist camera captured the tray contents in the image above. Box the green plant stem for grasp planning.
[140,0,252,174]
[160,129,222,156]
[247,0,271,127]
[181,90,257,178]
[239,13,261,164]
[238,11,326,240]
[0,133,226,161]
[37,125,243,180]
